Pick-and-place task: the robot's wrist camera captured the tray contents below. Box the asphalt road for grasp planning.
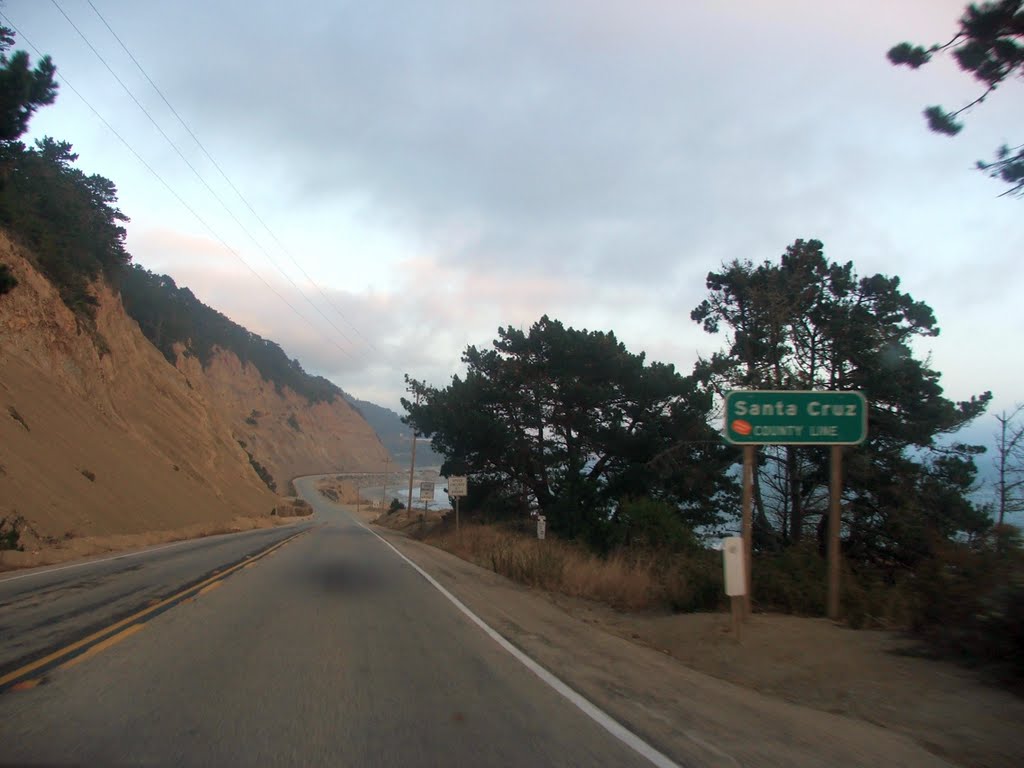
[0,524,312,679]
[0,477,663,767]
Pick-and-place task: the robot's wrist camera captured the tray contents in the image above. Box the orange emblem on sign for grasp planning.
[732,419,752,436]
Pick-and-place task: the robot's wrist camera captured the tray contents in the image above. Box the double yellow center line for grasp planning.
[0,528,308,692]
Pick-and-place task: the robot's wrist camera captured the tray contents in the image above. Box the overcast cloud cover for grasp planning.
[5,1,1022,447]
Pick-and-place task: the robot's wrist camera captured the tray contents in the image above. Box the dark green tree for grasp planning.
[0,24,58,143]
[0,24,129,330]
[888,1,1024,195]
[0,137,130,319]
[692,239,992,568]
[402,316,735,551]
[119,264,342,404]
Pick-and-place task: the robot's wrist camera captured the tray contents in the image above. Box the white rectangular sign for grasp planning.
[419,481,434,501]
[722,536,746,596]
[448,476,468,497]
[537,515,546,540]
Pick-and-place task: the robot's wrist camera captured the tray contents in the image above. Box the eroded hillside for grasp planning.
[0,232,388,566]
[177,348,391,491]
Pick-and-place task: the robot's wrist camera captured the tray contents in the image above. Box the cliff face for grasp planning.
[0,232,386,557]
[177,349,391,491]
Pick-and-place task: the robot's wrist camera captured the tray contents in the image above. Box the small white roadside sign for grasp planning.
[448,476,468,497]
[419,481,435,501]
[723,536,746,596]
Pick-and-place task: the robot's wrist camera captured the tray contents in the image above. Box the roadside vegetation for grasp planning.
[0,262,16,295]
[403,242,1022,686]
[0,515,25,551]
[402,7,1024,685]
[427,522,722,613]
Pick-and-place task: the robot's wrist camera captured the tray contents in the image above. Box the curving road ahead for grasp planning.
[0,477,666,767]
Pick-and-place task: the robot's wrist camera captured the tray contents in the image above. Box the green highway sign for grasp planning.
[723,390,868,445]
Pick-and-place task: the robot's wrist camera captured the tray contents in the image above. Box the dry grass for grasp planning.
[426,523,722,613]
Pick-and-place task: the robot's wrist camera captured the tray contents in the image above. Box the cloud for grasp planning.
[141,0,993,290]
[15,0,1021,417]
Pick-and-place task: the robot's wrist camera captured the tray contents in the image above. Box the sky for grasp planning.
[3,1,1023,461]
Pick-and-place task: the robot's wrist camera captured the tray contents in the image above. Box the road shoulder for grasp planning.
[370,524,955,768]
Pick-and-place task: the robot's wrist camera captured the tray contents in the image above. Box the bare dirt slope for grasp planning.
[0,234,368,567]
[179,350,390,490]
[554,600,1023,768]
[0,239,276,546]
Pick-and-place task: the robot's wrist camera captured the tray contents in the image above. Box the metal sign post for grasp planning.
[420,480,434,512]
[724,390,868,621]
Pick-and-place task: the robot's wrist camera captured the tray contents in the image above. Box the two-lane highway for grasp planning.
[0,477,668,766]
[0,523,313,683]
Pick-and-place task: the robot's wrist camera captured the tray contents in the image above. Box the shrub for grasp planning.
[610,496,699,553]
[0,264,17,296]
[236,440,276,492]
[80,468,95,482]
[0,516,22,551]
[388,498,405,513]
[249,457,277,492]
[8,406,29,431]
[906,527,1024,687]
[662,550,725,612]
[840,566,915,629]
[753,543,827,615]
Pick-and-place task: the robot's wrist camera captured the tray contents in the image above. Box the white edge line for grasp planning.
[0,525,301,585]
[353,518,683,768]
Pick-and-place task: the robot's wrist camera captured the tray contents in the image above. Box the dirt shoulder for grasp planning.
[367,521,1021,768]
[550,599,1022,768]
[0,513,307,571]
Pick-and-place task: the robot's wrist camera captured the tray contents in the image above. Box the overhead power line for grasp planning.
[85,0,376,352]
[48,0,365,359]
[0,13,353,363]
